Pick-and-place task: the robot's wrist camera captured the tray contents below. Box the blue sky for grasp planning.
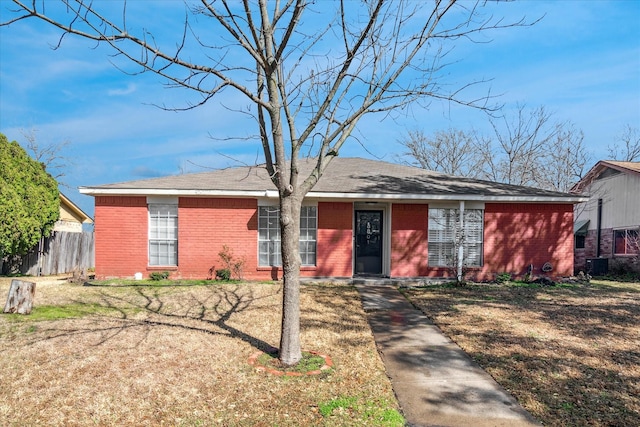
[1,1,639,218]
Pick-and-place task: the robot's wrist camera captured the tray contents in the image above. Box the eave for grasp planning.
[79,187,588,204]
[60,192,94,224]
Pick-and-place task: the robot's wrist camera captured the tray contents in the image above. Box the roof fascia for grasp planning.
[79,187,587,203]
[60,192,94,223]
[571,161,603,193]
[79,188,270,197]
[305,191,588,203]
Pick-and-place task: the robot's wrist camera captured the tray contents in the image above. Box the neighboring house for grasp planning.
[571,161,640,275]
[54,193,94,232]
[79,157,586,281]
[14,193,95,276]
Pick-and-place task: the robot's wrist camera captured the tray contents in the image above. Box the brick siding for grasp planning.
[93,197,576,281]
[94,196,148,279]
[391,204,428,277]
[315,202,353,277]
[178,197,259,280]
[482,203,574,281]
[575,228,639,274]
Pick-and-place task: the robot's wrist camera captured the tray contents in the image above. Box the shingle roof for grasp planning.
[80,157,585,202]
[602,161,640,174]
[570,160,640,193]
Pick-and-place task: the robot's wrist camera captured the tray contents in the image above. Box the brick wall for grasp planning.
[391,204,428,277]
[315,202,353,277]
[575,228,639,274]
[93,196,577,281]
[600,228,614,260]
[94,196,148,279]
[575,229,598,273]
[178,197,259,279]
[482,203,574,280]
[94,197,356,280]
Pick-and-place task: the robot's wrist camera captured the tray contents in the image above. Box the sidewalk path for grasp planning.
[355,283,541,427]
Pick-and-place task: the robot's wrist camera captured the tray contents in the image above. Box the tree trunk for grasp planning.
[278,194,303,366]
[3,279,36,315]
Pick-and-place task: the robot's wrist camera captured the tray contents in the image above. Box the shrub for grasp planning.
[495,272,512,284]
[215,268,231,281]
[218,245,246,280]
[149,271,169,281]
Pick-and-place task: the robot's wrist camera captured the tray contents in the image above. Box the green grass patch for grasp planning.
[593,273,640,283]
[4,303,118,322]
[258,351,328,374]
[318,396,357,417]
[367,407,405,426]
[509,281,547,288]
[87,279,244,287]
[590,280,640,292]
[318,395,404,426]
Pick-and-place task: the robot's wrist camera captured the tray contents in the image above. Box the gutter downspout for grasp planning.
[596,198,602,258]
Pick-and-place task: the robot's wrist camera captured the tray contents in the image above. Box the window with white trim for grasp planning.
[428,208,483,267]
[614,228,639,256]
[149,204,178,266]
[299,206,317,266]
[258,205,317,267]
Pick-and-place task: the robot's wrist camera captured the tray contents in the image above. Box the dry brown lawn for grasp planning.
[0,276,401,426]
[404,280,640,427]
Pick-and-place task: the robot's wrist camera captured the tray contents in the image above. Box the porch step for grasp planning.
[351,277,394,286]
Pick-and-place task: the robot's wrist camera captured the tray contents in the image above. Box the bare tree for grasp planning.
[608,124,640,162]
[539,123,590,192]
[2,0,531,365]
[398,129,480,177]
[403,104,590,191]
[477,104,558,187]
[20,128,72,183]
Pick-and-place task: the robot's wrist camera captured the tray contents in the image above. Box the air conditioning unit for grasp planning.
[586,258,608,276]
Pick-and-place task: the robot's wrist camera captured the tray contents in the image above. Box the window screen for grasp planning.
[149,204,178,266]
[614,229,639,255]
[428,208,483,267]
[258,206,317,267]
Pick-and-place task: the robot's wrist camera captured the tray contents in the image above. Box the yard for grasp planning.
[403,280,640,427]
[2,276,638,427]
[0,277,402,427]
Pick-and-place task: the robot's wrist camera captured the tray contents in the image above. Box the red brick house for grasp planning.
[79,158,586,281]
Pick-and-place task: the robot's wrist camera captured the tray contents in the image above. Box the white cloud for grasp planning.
[108,83,137,96]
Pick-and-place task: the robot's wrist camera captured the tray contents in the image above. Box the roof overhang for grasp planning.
[571,160,640,193]
[79,187,588,204]
[60,192,94,223]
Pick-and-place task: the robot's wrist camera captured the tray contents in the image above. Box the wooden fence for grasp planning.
[17,231,94,276]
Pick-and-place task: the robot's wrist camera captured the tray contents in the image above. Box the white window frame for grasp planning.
[148,199,178,267]
[258,204,317,267]
[428,207,484,267]
[299,205,317,266]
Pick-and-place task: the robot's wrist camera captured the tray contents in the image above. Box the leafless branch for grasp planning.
[400,104,592,191]
[608,124,640,162]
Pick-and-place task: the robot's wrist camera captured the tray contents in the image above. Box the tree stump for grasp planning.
[3,279,36,314]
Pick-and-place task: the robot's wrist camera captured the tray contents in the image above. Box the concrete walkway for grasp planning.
[354,282,541,427]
